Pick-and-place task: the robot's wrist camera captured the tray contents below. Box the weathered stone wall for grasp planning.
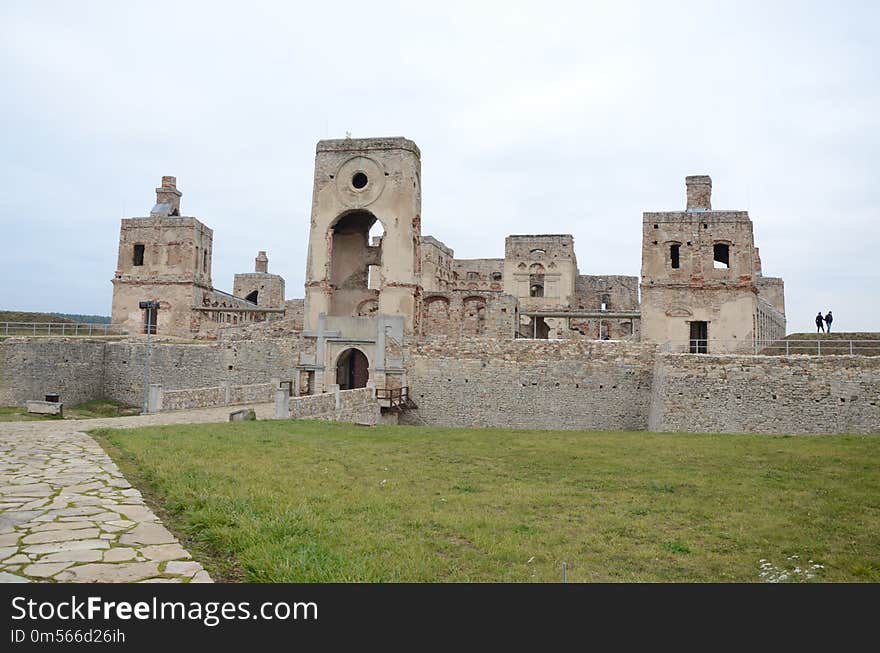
[2,336,877,435]
[162,382,274,411]
[421,291,517,340]
[232,272,285,309]
[289,387,380,425]
[0,339,106,407]
[452,258,505,291]
[101,337,304,406]
[421,236,455,291]
[0,336,303,409]
[404,339,656,430]
[504,235,578,310]
[757,276,785,315]
[574,275,640,311]
[649,354,880,434]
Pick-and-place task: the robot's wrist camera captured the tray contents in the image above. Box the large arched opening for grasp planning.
[329,210,384,316]
[335,348,370,390]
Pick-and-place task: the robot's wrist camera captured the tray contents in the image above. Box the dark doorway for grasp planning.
[336,348,369,389]
[689,321,708,353]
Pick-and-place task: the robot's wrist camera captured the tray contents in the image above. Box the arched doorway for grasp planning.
[336,348,370,390]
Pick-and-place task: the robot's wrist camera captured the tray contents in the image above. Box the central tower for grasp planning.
[304,137,422,333]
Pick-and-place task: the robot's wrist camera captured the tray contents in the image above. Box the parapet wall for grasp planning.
[289,387,380,425]
[405,339,657,430]
[161,382,274,412]
[649,353,880,434]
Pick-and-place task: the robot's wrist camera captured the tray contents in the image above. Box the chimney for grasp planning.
[685,175,712,210]
[155,176,182,216]
[255,251,269,273]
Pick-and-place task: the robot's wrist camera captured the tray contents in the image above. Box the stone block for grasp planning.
[229,408,256,422]
[26,401,62,416]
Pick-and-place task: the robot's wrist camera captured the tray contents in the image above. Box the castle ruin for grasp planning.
[111,137,785,383]
[6,137,876,435]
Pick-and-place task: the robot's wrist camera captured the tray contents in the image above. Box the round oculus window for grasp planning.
[351,172,368,189]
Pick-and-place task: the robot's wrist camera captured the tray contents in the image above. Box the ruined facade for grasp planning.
[111,177,286,338]
[106,138,788,414]
[640,175,786,352]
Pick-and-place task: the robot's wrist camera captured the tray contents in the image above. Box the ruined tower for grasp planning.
[640,175,785,351]
[299,137,421,393]
[233,251,285,309]
[111,177,214,336]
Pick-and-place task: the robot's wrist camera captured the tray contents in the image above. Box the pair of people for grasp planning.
[815,311,833,333]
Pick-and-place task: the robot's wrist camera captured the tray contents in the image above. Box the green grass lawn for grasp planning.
[0,400,140,422]
[92,421,880,583]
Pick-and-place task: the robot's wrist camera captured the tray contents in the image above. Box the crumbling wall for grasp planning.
[232,272,285,309]
[420,291,517,340]
[421,236,455,291]
[451,258,505,291]
[574,275,639,311]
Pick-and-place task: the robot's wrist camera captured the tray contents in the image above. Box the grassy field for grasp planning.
[92,420,880,583]
[0,400,140,422]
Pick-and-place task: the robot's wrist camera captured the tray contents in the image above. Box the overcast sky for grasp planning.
[2,1,878,332]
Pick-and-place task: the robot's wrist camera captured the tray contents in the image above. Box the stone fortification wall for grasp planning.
[161,382,274,411]
[0,337,304,409]
[289,387,380,425]
[421,291,516,340]
[0,339,106,407]
[101,337,304,406]
[649,354,880,434]
[404,339,657,430]
[2,337,877,435]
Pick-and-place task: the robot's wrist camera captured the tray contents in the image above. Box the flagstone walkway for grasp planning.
[0,403,274,583]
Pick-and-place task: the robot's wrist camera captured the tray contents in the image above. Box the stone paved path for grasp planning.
[0,403,274,583]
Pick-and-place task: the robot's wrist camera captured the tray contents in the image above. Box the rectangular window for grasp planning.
[670,244,680,269]
[713,243,730,269]
[689,321,708,353]
[133,244,145,266]
[143,306,158,335]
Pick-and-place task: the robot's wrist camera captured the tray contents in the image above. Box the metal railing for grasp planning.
[660,338,880,356]
[0,322,127,336]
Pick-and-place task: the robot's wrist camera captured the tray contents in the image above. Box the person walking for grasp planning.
[825,311,833,333]
[816,312,825,333]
